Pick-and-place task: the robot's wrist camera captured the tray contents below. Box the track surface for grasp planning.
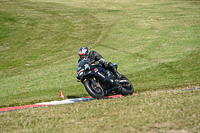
[0,94,138,113]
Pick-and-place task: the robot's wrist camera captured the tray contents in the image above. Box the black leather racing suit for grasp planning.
[78,51,121,79]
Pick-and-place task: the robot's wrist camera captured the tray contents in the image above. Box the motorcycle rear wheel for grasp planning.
[84,80,104,99]
[120,75,134,96]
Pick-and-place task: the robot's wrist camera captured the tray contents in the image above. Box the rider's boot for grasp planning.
[104,62,122,79]
[112,67,122,79]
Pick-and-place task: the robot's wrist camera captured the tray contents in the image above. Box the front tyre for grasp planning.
[120,75,134,96]
[84,80,104,99]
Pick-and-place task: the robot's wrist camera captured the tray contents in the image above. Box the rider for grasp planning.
[78,47,122,79]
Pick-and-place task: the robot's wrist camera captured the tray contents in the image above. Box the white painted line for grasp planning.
[35,98,95,106]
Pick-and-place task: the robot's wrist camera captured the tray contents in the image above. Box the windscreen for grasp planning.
[77,58,90,71]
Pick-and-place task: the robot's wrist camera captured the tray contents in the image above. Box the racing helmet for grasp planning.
[78,47,90,59]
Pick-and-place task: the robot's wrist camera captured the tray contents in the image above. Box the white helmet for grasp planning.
[78,47,90,59]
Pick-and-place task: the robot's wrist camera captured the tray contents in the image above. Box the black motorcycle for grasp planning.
[76,58,134,99]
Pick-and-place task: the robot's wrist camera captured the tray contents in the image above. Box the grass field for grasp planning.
[0,0,200,132]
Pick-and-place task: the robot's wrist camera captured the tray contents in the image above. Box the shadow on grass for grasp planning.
[66,94,89,99]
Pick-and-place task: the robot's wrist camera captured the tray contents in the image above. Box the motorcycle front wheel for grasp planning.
[84,79,104,99]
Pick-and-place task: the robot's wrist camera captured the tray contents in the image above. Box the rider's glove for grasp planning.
[84,64,90,71]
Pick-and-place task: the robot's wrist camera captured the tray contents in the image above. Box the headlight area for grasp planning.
[77,69,84,77]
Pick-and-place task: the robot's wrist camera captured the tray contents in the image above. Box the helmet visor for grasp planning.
[80,54,86,59]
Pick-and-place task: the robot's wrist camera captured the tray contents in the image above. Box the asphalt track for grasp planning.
[1,88,199,113]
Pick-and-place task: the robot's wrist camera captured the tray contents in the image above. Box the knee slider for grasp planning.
[104,62,110,68]
[103,62,114,70]
[107,62,113,68]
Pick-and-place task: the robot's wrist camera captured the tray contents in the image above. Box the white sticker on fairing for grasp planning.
[97,72,105,78]
[119,80,128,83]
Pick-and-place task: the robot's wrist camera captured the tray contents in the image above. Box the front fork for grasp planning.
[90,77,99,87]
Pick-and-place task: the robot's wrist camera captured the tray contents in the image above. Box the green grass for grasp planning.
[1,89,199,132]
[0,0,200,132]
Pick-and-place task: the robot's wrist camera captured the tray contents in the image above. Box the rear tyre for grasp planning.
[119,75,134,96]
[84,79,104,99]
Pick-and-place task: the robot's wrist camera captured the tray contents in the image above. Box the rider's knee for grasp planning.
[104,62,113,68]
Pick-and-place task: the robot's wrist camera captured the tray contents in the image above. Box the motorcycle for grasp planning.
[76,58,134,99]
